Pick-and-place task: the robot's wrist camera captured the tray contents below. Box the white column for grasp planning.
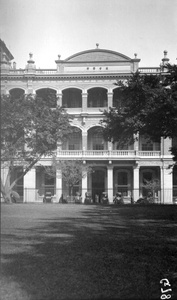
[82,131,88,151]
[133,165,140,202]
[107,165,113,203]
[1,167,9,186]
[56,169,62,202]
[108,142,112,151]
[82,92,88,112]
[1,167,9,201]
[24,168,36,202]
[162,165,173,204]
[134,133,139,152]
[82,171,88,203]
[57,92,62,107]
[107,92,113,108]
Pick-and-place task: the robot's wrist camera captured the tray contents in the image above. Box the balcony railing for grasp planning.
[8,69,57,75]
[138,67,161,74]
[56,150,161,158]
[4,67,166,76]
[138,151,161,156]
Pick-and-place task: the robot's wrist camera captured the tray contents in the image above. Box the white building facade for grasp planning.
[1,41,177,204]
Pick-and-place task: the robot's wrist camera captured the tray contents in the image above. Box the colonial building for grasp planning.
[1,39,177,204]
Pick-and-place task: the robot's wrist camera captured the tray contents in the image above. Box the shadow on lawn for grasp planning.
[1,204,177,300]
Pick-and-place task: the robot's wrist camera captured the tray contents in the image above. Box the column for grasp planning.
[27,82,34,94]
[56,169,62,202]
[82,92,88,112]
[161,165,173,204]
[133,133,139,153]
[57,92,62,107]
[160,166,164,204]
[57,139,62,157]
[107,92,113,108]
[1,167,9,186]
[107,165,113,203]
[82,131,88,151]
[82,171,88,203]
[24,168,36,202]
[133,165,140,202]
[163,137,172,155]
[1,167,9,201]
[108,142,112,150]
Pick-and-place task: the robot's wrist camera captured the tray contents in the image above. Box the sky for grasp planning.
[0,0,177,69]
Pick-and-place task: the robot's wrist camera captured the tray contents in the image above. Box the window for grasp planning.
[141,136,153,151]
[140,136,160,151]
[116,171,129,196]
[36,88,57,108]
[45,170,55,195]
[118,172,128,186]
[93,132,104,150]
[113,88,124,108]
[143,172,153,183]
[68,132,81,150]
[142,143,153,151]
[173,166,177,186]
[116,142,129,150]
[88,88,107,107]
[62,89,82,108]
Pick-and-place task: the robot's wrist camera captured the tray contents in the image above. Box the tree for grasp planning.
[102,64,177,161]
[45,158,92,200]
[142,179,160,201]
[1,91,72,202]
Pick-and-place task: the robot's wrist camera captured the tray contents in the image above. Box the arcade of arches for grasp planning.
[4,71,176,203]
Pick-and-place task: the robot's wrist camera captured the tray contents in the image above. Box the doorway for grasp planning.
[92,169,105,202]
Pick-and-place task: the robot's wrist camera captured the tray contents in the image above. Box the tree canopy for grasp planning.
[1,91,72,201]
[102,64,177,161]
[45,158,92,198]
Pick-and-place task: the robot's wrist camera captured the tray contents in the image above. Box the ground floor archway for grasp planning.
[91,168,106,202]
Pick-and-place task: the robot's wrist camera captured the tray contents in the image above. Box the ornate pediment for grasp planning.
[65,49,131,63]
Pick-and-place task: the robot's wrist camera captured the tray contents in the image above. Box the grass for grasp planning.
[1,203,177,300]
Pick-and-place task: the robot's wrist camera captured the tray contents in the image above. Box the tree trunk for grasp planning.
[70,186,74,202]
[1,179,12,203]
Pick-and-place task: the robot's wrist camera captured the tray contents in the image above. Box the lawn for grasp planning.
[1,203,177,300]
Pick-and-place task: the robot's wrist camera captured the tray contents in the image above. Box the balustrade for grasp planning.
[138,151,161,157]
[138,67,161,74]
[57,149,161,158]
[7,69,57,75]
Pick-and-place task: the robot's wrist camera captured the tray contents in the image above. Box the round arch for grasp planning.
[35,88,57,108]
[9,88,25,98]
[70,123,83,132]
[61,87,83,92]
[113,86,123,107]
[87,87,108,107]
[62,88,82,108]
[87,86,109,92]
[34,87,58,93]
[87,126,107,150]
[62,126,82,151]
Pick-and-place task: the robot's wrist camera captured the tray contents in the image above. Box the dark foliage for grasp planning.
[102,64,177,161]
